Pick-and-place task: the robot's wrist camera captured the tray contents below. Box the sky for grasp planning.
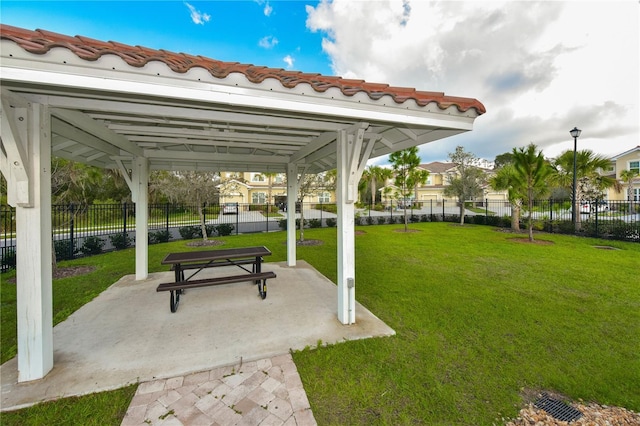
[1,0,638,166]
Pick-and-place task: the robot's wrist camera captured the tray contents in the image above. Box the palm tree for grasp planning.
[361,165,392,206]
[511,144,552,242]
[553,150,620,226]
[620,169,640,213]
[389,147,428,231]
[489,164,522,232]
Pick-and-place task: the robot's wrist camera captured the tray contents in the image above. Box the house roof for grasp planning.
[610,145,640,160]
[1,24,485,175]
[419,161,457,173]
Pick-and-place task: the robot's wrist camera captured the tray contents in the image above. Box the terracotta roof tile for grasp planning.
[0,24,486,115]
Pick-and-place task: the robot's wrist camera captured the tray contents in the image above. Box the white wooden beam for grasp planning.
[133,156,149,280]
[336,128,356,325]
[288,131,337,163]
[115,159,134,197]
[1,94,31,206]
[50,108,144,157]
[286,163,298,267]
[144,149,288,164]
[15,102,54,381]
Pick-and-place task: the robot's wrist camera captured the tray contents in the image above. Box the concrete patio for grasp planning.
[1,260,395,412]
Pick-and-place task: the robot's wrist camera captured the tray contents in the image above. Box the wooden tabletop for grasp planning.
[161,246,271,265]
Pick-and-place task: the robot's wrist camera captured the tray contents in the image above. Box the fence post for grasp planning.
[122,202,127,243]
[236,206,239,235]
[202,202,207,225]
[165,203,170,235]
[443,199,445,219]
[485,198,488,220]
[69,203,75,260]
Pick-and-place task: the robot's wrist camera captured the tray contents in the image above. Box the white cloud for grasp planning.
[283,55,295,69]
[306,0,639,163]
[259,35,278,49]
[264,1,273,17]
[255,0,273,17]
[184,2,211,25]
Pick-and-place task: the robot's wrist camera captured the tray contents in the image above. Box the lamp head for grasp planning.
[570,127,582,138]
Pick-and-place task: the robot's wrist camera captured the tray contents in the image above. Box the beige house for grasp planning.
[379,162,508,206]
[218,172,335,205]
[604,146,640,202]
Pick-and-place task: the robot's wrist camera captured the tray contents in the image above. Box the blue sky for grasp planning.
[2,1,638,165]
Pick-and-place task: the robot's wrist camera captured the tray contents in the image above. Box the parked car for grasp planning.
[580,200,609,214]
[222,202,238,215]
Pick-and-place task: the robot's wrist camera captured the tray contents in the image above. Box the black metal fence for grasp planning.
[1,199,638,272]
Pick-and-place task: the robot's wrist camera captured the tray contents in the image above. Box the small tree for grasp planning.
[444,146,485,225]
[152,171,220,241]
[620,169,639,213]
[490,164,522,232]
[511,144,552,242]
[389,147,428,231]
[553,150,620,228]
[287,170,336,242]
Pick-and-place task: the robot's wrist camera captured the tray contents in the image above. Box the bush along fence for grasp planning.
[1,199,638,271]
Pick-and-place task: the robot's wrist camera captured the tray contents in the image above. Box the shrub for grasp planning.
[278,219,287,230]
[318,204,337,214]
[308,219,322,228]
[81,236,105,255]
[54,239,77,260]
[325,218,337,227]
[109,233,133,250]
[409,215,420,223]
[178,226,200,240]
[377,216,387,225]
[149,230,170,245]
[1,248,16,270]
[366,216,375,225]
[214,223,234,236]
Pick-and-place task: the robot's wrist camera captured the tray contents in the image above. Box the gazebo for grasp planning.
[0,24,485,382]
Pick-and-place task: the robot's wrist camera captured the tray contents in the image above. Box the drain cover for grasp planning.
[534,393,583,422]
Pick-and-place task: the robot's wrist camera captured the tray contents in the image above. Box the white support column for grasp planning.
[336,124,371,325]
[132,157,149,280]
[286,163,297,266]
[1,101,54,381]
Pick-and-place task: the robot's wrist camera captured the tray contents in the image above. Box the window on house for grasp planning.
[252,174,265,182]
[275,175,283,183]
[629,161,639,174]
[318,192,331,203]
[252,192,266,204]
[634,188,640,202]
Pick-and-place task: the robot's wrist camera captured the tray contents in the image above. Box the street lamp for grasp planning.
[570,127,582,226]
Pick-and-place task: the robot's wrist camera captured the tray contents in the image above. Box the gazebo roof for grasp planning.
[1,24,485,174]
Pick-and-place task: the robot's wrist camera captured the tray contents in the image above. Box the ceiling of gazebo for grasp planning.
[0,25,485,174]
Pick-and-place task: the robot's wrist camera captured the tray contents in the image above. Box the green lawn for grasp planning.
[1,223,638,425]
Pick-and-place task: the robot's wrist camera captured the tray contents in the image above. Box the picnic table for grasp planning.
[156,246,275,312]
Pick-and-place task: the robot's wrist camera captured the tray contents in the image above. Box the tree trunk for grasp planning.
[511,204,521,231]
[52,240,58,274]
[403,206,408,231]
[198,204,208,241]
[298,206,305,242]
[459,201,465,225]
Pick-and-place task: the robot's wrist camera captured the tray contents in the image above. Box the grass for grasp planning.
[1,223,638,425]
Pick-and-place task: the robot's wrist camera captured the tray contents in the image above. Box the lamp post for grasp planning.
[570,127,582,227]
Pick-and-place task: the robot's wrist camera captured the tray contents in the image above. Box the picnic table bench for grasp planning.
[157,246,275,312]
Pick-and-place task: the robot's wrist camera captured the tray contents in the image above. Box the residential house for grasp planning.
[217,172,336,206]
[605,146,640,202]
[379,161,508,206]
